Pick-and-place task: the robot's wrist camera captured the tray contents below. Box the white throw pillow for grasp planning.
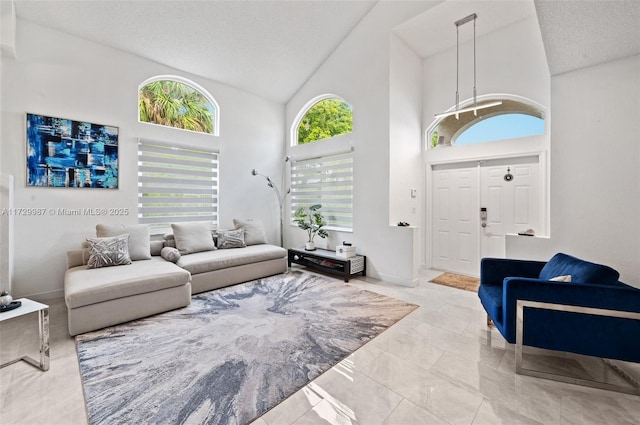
[96,224,151,261]
[171,222,216,254]
[233,218,268,245]
[550,275,572,282]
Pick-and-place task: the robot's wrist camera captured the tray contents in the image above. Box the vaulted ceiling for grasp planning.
[9,0,640,103]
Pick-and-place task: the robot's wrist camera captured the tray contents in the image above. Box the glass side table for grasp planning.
[0,298,50,371]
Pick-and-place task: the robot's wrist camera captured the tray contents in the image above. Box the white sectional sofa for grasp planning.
[64,220,287,335]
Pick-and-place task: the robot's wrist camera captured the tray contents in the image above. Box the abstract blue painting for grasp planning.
[26,113,118,188]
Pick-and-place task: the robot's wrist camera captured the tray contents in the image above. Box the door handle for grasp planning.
[480,207,487,227]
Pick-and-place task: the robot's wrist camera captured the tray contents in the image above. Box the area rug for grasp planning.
[430,272,480,292]
[75,271,418,425]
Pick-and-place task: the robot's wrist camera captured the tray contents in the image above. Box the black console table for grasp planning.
[288,247,366,282]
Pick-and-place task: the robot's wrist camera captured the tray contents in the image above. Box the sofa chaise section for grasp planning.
[65,254,191,336]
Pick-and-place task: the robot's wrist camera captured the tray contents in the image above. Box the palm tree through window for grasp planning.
[139,79,217,135]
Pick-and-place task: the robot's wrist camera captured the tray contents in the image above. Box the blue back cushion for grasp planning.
[539,253,619,285]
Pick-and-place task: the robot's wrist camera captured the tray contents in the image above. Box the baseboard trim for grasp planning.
[21,288,64,302]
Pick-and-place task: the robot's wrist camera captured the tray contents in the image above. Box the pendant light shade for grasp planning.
[434,13,501,119]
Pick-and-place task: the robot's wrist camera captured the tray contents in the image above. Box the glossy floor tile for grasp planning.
[1,269,638,425]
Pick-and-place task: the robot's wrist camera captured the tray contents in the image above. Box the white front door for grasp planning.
[480,157,541,259]
[430,156,541,276]
[431,163,479,275]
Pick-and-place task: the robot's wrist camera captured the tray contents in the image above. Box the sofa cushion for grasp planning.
[65,257,190,309]
[176,244,287,275]
[539,253,619,285]
[86,234,132,269]
[96,224,151,261]
[233,218,268,245]
[171,222,217,254]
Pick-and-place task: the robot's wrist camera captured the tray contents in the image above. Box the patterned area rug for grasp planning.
[430,272,480,292]
[76,271,417,425]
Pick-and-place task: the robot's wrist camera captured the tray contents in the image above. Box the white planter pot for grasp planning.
[0,294,12,306]
[305,241,315,251]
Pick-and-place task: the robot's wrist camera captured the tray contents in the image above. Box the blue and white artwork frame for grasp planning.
[26,113,119,188]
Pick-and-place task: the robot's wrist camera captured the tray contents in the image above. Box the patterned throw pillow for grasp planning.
[216,229,246,249]
[86,234,132,269]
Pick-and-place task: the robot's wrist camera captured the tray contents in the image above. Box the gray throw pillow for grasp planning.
[171,222,217,254]
[233,218,268,245]
[86,234,132,269]
[160,247,181,263]
[217,229,247,249]
[96,224,151,261]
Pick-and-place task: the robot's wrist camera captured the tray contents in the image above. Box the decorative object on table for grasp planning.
[518,228,535,236]
[26,113,119,188]
[336,241,356,258]
[75,271,417,425]
[0,300,22,313]
[250,157,290,247]
[0,291,12,306]
[397,221,410,227]
[293,204,328,251]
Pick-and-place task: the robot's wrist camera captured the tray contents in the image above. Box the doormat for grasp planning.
[430,272,480,292]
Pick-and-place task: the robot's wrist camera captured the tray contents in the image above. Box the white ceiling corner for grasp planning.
[534,0,640,76]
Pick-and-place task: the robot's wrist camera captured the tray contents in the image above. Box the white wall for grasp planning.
[0,19,284,299]
[508,55,640,286]
[389,34,423,227]
[285,1,437,286]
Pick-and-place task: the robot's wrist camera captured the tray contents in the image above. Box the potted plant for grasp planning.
[293,204,328,251]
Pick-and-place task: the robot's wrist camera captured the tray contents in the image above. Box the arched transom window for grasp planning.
[428,98,544,149]
[293,95,353,145]
[139,76,219,136]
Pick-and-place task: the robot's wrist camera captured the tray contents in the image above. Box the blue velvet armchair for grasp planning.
[478,253,640,364]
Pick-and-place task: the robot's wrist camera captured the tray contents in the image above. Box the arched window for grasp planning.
[293,95,353,145]
[428,98,544,149]
[139,76,219,136]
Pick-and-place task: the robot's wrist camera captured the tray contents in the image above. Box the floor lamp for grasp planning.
[251,157,290,247]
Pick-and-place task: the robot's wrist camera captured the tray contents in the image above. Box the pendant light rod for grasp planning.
[435,13,502,120]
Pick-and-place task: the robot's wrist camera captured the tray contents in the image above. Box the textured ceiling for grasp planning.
[11,1,640,103]
[534,0,640,76]
[13,0,377,103]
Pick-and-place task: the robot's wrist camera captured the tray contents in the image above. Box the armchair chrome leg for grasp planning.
[486,315,494,327]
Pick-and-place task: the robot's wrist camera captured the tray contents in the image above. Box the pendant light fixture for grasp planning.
[434,13,502,120]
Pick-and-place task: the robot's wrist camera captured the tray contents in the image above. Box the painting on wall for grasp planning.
[26,113,119,188]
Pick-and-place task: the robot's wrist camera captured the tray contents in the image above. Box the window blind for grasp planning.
[290,150,353,231]
[138,139,218,230]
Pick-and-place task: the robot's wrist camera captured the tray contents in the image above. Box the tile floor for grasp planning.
[1,268,638,425]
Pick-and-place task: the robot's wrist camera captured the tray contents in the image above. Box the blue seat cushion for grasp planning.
[539,253,619,285]
[478,284,502,324]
